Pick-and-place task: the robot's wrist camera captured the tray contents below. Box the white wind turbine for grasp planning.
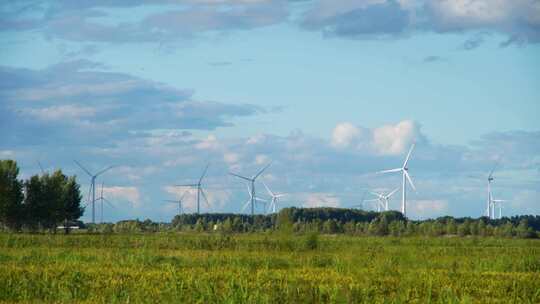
[74,160,114,224]
[378,144,417,217]
[95,182,115,223]
[491,197,509,220]
[176,164,210,214]
[485,163,498,219]
[230,162,272,216]
[262,181,286,213]
[241,184,267,213]
[365,188,400,212]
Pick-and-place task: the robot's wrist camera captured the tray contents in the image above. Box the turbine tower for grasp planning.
[262,181,286,213]
[95,182,115,223]
[486,164,498,219]
[378,144,416,217]
[241,184,267,213]
[366,188,400,212]
[176,164,210,214]
[230,162,271,216]
[491,199,508,219]
[74,160,114,223]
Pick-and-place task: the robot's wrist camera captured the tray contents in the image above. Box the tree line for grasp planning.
[0,160,83,233]
[84,208,538,239]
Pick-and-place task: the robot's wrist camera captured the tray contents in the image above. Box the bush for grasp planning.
[303,232,319,250]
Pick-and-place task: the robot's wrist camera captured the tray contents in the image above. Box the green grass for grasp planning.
[0,233,539,303]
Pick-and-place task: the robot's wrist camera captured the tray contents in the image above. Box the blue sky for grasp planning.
[1,0,539,222]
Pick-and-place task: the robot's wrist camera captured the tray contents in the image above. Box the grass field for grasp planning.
[0,233,539,303]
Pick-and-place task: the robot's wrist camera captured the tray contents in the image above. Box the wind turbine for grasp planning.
[367,188,400,212]
[262,181,286,213]
[378,144,416,217]
[74,160,114,223]
[164,191,188,216]
[491,199,508,219]
[486,163,499,219]
[230,162,271,216]
[241,184,267,213]
[95,182,115,223]
[176,164,210,214]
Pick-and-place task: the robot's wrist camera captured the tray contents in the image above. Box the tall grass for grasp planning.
[0,233,539,303]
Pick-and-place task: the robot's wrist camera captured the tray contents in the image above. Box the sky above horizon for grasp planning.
[1,0,539,222]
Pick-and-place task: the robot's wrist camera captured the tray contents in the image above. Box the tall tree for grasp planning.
[60,176,83,234]
[24,170,83,232]
[0,160,24,230]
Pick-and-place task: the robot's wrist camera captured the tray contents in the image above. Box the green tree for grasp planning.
[457,221,471,237]
[24,170,83,232]
[60,176,83,234]
[322,219,338,234]
[516,219,535,238]
[0,160,24,230]
[445,219,457,235]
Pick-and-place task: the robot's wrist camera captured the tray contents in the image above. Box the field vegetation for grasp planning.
[0,233,539,303]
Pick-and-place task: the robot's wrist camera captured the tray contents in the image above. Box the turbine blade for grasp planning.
[179,191,188,202]
[229,172,252,181]
[262,181,274,197]
[246,184,253,197]
[254,162,272,179]
[387,187,400,198]
[74,160,93,177]
[370,191,381,197]
[377,168,402,174]
[200,188,210,207]
[403,143,415,168]
[103,198,116,209]
[241,200,250,212]
[488,162,499,179]
[404,171,416,191]
[95,165,114,177]
[199,163,210,184]
[87,183,93,205]
[275,194,287,198]
[37,160,45,174]
[255,197,268,202]
[175,184,198,187]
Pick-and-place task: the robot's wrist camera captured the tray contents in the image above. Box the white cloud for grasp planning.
[510,190,540,215]
[111,166,160,181]
[255,154,270,165]
[246,134,267,145]
[0,150,15,158]
[224,152,240,164]
[103,186,141,207]
[302,192,341,208]
[372,120,420,155]
[330,120,421,155]
[23,104,96,121]
[331,122,362,148]
[196,134,220,150]
[408,199,449,219]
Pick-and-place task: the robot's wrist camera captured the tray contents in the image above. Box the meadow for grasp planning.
[0,233,539,303]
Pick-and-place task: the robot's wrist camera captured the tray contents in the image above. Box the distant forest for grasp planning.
[89,208,537,239]
[1,159,539,238]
